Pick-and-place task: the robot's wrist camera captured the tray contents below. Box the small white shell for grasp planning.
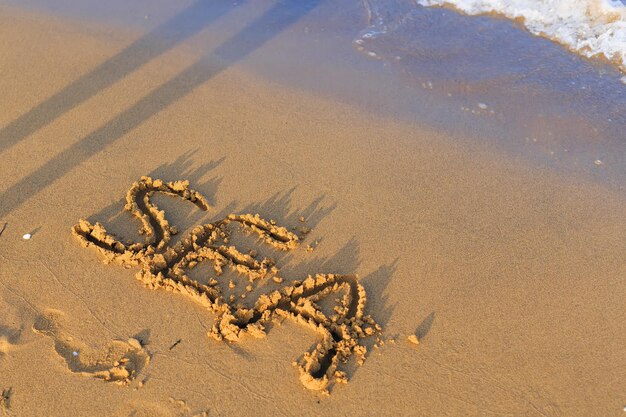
[22,233,32,240]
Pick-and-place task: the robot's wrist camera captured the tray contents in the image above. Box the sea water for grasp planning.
[416,0,626,74]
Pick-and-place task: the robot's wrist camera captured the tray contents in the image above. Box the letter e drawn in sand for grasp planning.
[71,177,382,393]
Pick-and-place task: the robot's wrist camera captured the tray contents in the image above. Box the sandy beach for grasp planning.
[1,1,625,416]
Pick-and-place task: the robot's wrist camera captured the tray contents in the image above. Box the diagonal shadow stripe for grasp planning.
[0,0,321,219]
[0,0,238,155]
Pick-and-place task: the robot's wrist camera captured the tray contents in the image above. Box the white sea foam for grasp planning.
[416,0,626,73]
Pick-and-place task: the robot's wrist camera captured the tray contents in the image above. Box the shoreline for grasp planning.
[3,1,625,189]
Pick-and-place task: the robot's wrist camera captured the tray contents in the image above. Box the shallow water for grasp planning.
[351,0,626,183]
[416,0,626,73]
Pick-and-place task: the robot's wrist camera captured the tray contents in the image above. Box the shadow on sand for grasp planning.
[0,0,322,219]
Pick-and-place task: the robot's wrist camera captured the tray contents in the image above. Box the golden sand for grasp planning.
[1,4,625,416]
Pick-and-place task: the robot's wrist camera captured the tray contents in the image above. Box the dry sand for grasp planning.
[1,3,625,416]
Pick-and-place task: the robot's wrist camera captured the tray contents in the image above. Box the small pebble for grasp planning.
[407,335,420,345]
[22,233,31,240]
[478,102,488,110]
[594,159,603,166]
[72,351,79,357]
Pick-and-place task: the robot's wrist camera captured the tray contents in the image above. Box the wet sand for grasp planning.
[1,1,625,416]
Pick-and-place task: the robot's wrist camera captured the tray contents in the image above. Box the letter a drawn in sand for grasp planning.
[72,177,381,393]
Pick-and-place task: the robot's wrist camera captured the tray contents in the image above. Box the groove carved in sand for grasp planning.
[72,177,380,392]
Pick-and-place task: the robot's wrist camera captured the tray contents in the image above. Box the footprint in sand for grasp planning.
[72,177,382,393]
[0,326,24,357]
[32,309,149,385]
